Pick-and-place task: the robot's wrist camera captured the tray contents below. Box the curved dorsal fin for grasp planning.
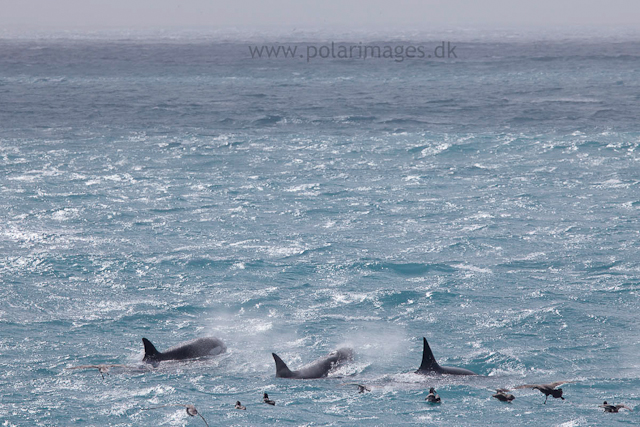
[272,353,293,378]
[142,338,160,362]
[417,337,439,372]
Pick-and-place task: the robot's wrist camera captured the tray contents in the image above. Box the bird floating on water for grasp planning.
[263,393,275,406]
[600,401,633,413]
[425,387,441,403]
[357,384,371,394]
[492,389,515,402]
[341,383,371,393]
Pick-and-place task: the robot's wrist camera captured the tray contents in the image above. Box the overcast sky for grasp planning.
[1,0,639,30]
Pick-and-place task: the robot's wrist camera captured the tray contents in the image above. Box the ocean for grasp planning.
[1,28,639,426]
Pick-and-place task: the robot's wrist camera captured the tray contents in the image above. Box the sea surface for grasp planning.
[1,28,639,426]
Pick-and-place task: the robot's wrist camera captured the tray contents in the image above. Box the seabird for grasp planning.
[425,387,441,403]
[358,384,371,394]
[263,393,275,406]
[600,401,633,413]
[66,364,128,379]
[341,383,371,393]
[142,404,209,426]
[514,381,573,404]
[492,389,515,402]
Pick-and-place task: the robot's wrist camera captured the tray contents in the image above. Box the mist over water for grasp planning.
[1,30,639,425]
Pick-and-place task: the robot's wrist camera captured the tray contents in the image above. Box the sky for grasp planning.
[1,0,639,31]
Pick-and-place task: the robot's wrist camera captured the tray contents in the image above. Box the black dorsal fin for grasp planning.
[417,337,440,372]
[272,353,294,378]
[142,338,160,362]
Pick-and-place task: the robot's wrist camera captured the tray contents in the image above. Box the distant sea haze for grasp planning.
[1,34,638,133]
[0,31,639,425]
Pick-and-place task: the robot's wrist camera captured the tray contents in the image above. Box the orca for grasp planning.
[142,337,226,364]
[272,348,354,379]
[415,337,477,376]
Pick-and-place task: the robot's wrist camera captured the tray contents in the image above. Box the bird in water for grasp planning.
[357,384,371,394]
[514,381,573,404]
[492,389,515,402]
[600,401,633,413]
[263,393,275,406]
[66,364,128,379]
[142,404,209,426]
[425,387,441,403]
[342,383,371,393]
[235,401,246,410]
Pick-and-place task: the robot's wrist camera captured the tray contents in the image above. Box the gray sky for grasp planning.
[1,0,639,30]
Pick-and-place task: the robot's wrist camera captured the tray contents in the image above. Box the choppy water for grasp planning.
[1,30,639,426]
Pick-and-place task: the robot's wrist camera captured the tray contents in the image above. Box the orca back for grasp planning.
[272,353,295,378]
[416,337,440,373]
[415,337,478,375]
[142,338,161,362]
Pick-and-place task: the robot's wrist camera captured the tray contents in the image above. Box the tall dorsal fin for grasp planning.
[142,338,160,362]
[417,337,440,372]
[272,353,294,378]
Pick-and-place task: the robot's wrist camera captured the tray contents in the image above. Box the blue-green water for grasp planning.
[1,30,639,426]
